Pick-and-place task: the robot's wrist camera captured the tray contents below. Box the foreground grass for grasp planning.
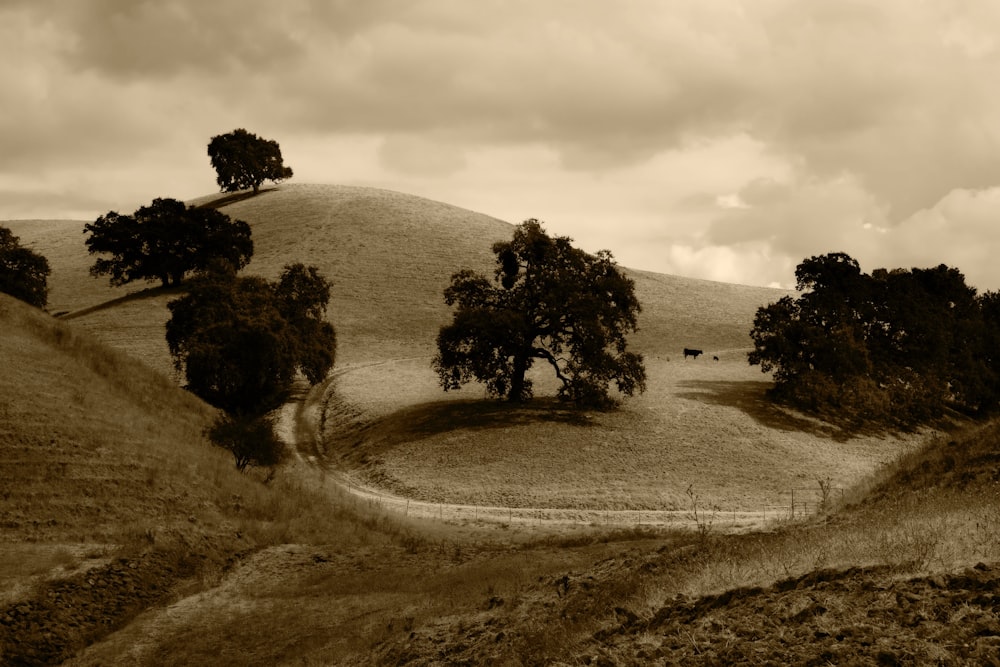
[49,416,1000,665]
[0,295,430,665]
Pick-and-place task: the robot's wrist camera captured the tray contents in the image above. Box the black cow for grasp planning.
[683,348,703,360]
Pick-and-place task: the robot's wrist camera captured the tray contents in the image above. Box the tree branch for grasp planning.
[532,347,570,388]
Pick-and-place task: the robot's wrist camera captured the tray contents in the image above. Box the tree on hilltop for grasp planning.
[433,219,646,407]
[208,128,293,195]
[0,226,50,308]
[84,197,253,288]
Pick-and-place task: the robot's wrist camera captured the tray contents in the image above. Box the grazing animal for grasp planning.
[713,355,719,361]
[683,348,703,360]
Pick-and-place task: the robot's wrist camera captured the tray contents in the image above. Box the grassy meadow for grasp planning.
[3,183,998,664]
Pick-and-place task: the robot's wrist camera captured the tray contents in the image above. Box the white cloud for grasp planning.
[870,188,1000,290]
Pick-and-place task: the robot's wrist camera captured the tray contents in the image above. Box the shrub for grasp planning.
[206,413,287,472]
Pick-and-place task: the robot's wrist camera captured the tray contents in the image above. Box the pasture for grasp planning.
[7,183,925,519]
[321,353,918,516]
[5,183,995,665]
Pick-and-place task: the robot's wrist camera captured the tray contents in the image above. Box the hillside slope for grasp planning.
[0,293,366,664]
[6,183,786,370]
[0,293,219,546]
[6,184,920,516]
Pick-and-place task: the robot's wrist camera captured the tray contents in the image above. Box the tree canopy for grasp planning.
[749,252,996,427]
[0,226,50,308]
[166,263,336,415]
[207,128,293,195]
[84,198,253,288]
[433,219,646,407]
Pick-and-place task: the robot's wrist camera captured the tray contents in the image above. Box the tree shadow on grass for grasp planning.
[676,379,859,442]
[195,187,278,210]
[60,285,185,320]
[340,397,597,461]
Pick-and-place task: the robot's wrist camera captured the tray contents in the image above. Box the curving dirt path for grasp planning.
[274,374,793,534]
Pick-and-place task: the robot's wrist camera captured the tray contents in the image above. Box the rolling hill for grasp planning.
[0,290,386,664]
[7,183,785,369]
[6,183,925,515]
[3,183,999,664]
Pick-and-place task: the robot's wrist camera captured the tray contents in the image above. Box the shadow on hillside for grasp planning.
[676,379,854,441]
[61,285,185,320]
[345,398,596,457]
[196,187,277,209]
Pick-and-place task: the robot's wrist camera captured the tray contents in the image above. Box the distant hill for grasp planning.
[5,183,789,372]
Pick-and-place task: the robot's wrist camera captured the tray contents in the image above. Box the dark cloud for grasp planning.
[6,0,1000,289]
[13,0,305,79]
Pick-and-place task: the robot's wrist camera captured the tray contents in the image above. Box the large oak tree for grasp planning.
[166,263,336,416]
[749,252,992,426]
[84,198,253,288]
[434,219,646,406]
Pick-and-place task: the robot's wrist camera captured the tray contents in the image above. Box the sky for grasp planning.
[3,1,1000,290]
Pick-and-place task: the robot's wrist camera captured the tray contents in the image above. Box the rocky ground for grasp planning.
[591,562,1000,666]
[377,555,1000,666]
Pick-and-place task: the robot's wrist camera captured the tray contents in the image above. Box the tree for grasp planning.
[207,128,293,195]
[433,219,646,406]
[0,226,50,308]
[84,198,253,288]
[750,252,991,426]
[206,413,287,472]
[165,264,336,415]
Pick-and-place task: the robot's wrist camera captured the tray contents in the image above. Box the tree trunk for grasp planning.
[508,351,529,402]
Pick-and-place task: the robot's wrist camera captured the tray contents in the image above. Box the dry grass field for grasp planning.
[4,183,998,664]
[9,184,926,517]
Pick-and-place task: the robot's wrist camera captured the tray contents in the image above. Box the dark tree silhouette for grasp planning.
[434,219,646,407]
[165,264,336,415]
[206,413,287,472]
[207,128,293,195]
[750,252,990,426]
[84,198,253,288]
[0,226,50,308]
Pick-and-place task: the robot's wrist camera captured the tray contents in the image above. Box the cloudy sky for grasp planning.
[4,1,1000,289]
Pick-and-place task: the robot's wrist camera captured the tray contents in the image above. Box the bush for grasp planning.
[0,226,50,308]
[206,413,287,472]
